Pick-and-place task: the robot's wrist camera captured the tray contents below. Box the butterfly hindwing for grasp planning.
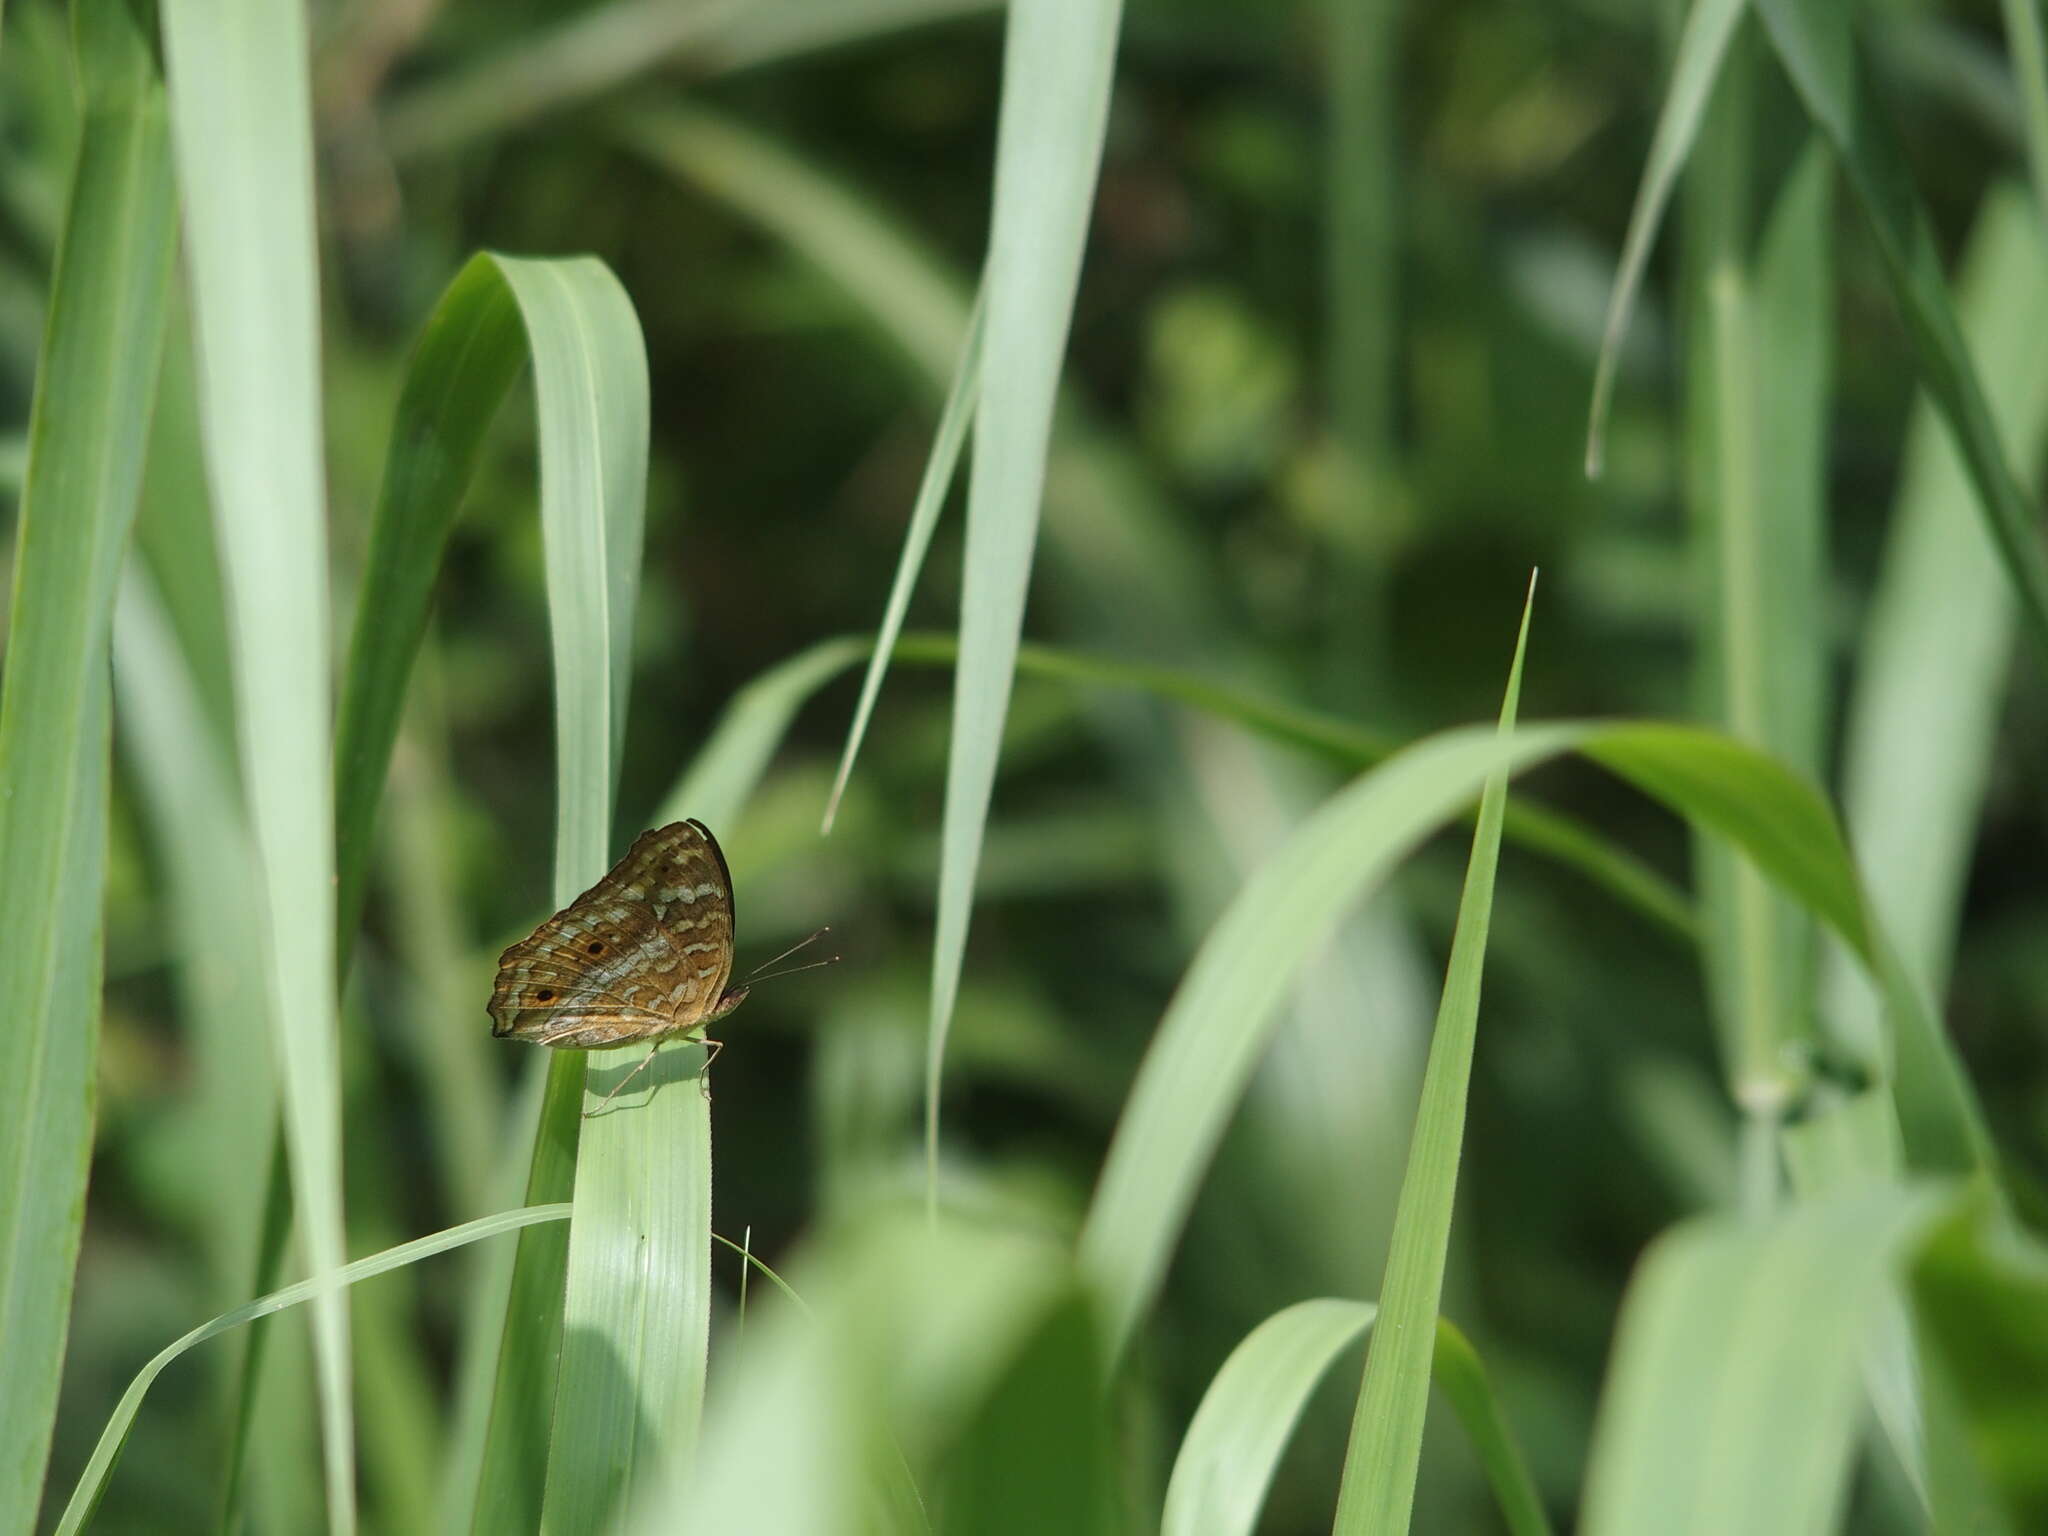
[488,820,738,1046]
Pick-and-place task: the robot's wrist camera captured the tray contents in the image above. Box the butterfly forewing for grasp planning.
[488,819,738,1049]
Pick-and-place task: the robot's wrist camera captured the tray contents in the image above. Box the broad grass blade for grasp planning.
[158,0,352,1522]
[0,6,172,1526]
[455,254,653,1531]
[1578,1186,1947,1536]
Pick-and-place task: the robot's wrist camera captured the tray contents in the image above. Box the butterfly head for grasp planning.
[707,985,750,1023]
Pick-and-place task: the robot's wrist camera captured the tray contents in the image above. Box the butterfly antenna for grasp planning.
[745,954,840,987]
[745,926,831,980]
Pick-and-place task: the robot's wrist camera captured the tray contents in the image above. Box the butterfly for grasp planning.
[488,819,756,1114]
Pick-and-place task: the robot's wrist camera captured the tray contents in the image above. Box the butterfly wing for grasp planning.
[489,820,738,1049]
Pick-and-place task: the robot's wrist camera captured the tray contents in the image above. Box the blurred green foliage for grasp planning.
[6,0,2048,1530]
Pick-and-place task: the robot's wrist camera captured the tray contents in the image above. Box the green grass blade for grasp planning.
[460,253,652,1531]
[1079,714,1991,1359]
[1578,1186,1947,1536]
[1828,185,2048,1051]
[928,0,1125,1212]
[670,631,1696,943]
[1332,580,1531,1534]
[335,254,528,965]
[1584,0,1745,476]
[1163,1299,1376,1536]
[156,0,352,1523]
[1753,0,2048,660]
[0,5,172,1525]
[50,1206,573,1536]
[820,289,983,834]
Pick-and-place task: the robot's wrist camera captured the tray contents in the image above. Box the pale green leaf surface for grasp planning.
[0,7,171,1525]
[157,0,351,1523]
[51,1206,572,1536]
[929,0,1126,1209]
[1578,1186,1948,1536]
[1332,582,1531,1534]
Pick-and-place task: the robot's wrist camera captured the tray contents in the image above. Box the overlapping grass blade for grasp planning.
[157,0,352,1523]
[1827,185,2048,1051]
[821,290,984,834]
[50,1206,573,1536]
[1431,1319,1552,1536]
[1079,714,1991,1359]
[1753,0,2048,659]
[1578,1186,1947,1536]
[0,5,171,1526]
[1584,0,1745,475]
[927,0,1125,1211]
[1332,582,1530,1534]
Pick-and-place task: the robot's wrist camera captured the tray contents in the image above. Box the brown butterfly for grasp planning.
[489,819,826,1114]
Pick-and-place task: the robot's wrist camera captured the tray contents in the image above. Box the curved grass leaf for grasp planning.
[1079,716,1992,1360]
[328,246,654,1532]
[334,253,529,963]
[1163,1303,1551,1536]
[929,0,1126,1213]
[0,7,171,1528]
[1578,1185,1948,1536]
[1163,1299,1376,1536]
[1753,0,2048,661]
[50,1206,573,1536]
[1333,581,1531,1534]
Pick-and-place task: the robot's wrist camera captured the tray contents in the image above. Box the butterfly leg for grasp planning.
[585,1042,662,1118]
[695,1037,725,1099]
